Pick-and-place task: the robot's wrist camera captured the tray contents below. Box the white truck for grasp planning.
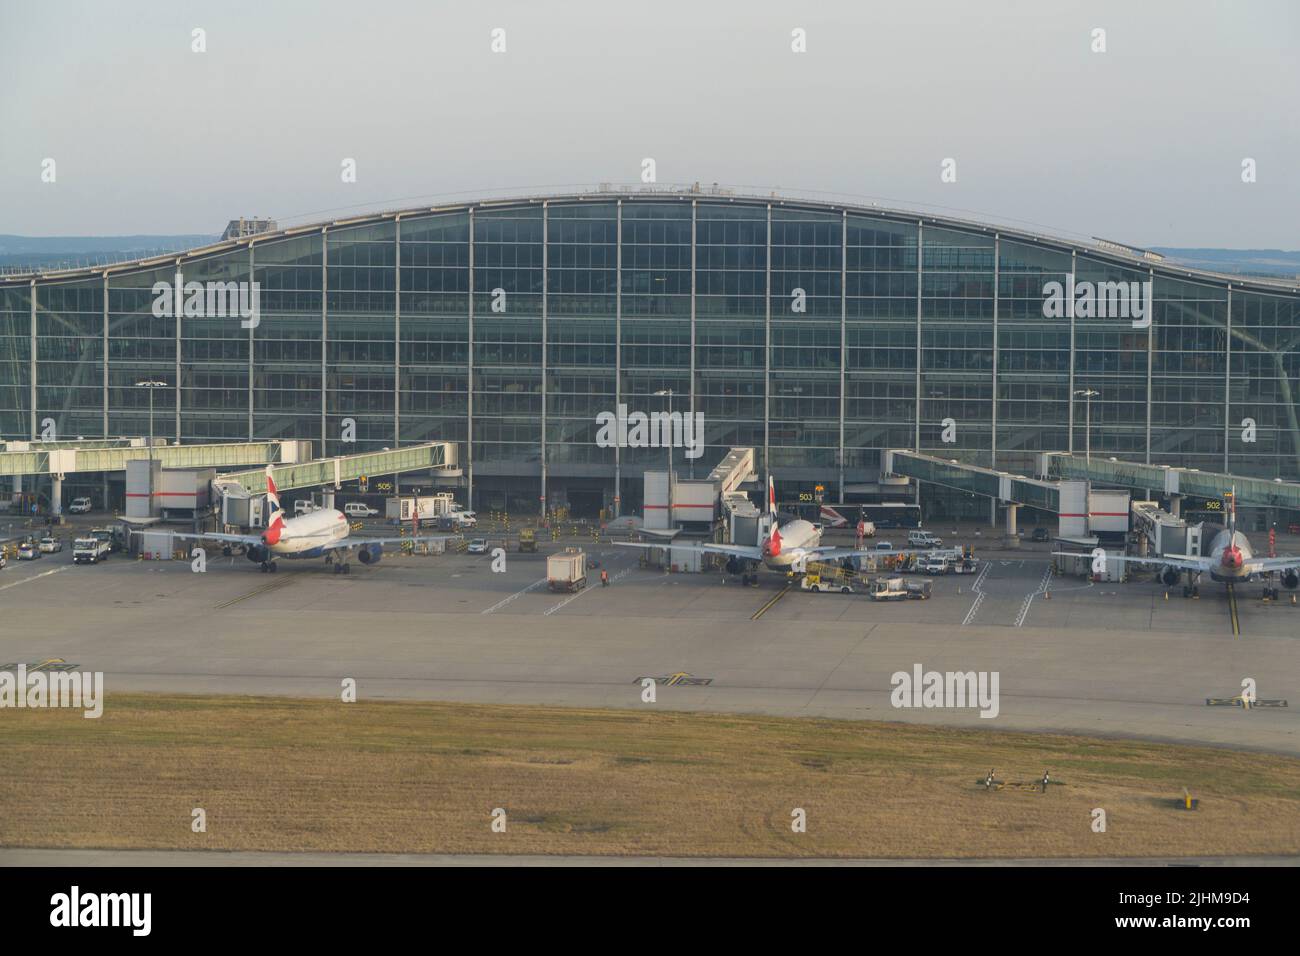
[73,537,111,564]
[870,576,932,601]
[546,549,587,592]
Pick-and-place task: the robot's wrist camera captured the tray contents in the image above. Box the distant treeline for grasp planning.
[0,234,218,272]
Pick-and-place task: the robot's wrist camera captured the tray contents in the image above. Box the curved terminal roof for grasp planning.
[4,186,1297,297]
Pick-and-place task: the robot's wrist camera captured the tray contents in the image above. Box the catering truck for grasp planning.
[546,548,587,592]
[73,536,111,564]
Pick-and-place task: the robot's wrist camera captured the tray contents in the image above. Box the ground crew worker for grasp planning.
[1042,770,1050,793]
[601,568,609,587]
[985,769,995,791]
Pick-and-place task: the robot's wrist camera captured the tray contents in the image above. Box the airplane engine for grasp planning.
[1160,567,1181,586]
[246,545,269,564]
[1282,570,1299,590]
[358,543,383,565]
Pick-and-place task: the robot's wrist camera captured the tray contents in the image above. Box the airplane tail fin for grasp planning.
[265,466,284,528]
[262,467,286,544]
[767,475,777,518]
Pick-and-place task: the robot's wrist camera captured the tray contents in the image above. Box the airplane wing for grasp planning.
[613,540,764,560]
[150,530,263,546]
[1052,551,1211,572]
[810,547,924,561]
[1246,556,1300,574]
[320,536,452,552]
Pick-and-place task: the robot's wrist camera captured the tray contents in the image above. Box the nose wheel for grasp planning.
[260,561,278,573]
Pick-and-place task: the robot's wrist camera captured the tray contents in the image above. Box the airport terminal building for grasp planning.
[3,187,1299,517]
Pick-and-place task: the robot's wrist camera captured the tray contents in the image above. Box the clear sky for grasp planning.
[1,0,1296,247]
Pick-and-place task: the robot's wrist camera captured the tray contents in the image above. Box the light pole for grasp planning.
[654,388,674,529]
[135,380,168,461]
[1073,389,1099,462]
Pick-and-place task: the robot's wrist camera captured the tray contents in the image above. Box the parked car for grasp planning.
[38,536,62,553]
[343,502,379,518]
[17,540,40,560]
[467,538,488,555]
[67,497,93,514]
[1031,527,1050,543]
[907,529,944,550]
[874,541,895,551]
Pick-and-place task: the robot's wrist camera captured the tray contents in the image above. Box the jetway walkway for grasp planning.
[1040,453,1300,513]
[217,442,457,494]
[884,450,1061,511]
[0,438,312,477]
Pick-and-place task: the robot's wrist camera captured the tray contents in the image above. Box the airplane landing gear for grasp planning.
[333,562,351,574]
[260,561,278,573]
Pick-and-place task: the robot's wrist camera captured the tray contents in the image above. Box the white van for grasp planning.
[294,499,317,516]
[907,529,943,550]
[68,497,93,514]
[344,502,379,518]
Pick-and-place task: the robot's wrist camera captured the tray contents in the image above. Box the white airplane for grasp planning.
[1060,490,1300,596]
[164,467,441,574]
[616,477,919,580]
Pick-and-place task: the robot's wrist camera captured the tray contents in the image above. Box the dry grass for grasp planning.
[3,694,1299,859]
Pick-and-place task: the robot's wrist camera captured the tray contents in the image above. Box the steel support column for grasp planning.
[1224,286,1233,473]
[914,220,923,453]
[764,203,771,475]
[540,201,548,513]
[247,245,255,440]
[991,234,1000,470]
[613,200,622,515]
[689,199,697,479]
[321,226,329,455]
[467,207,475,507]
[1067,250,1077,454]
[1145,266,1154,464]
[838,208,847,500]
[102,273,109,439]
[29,278,36,439]
[174,257,183,444]
[394,216,402,447]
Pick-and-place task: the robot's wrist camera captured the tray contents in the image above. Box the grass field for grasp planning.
[3,694,1299,859]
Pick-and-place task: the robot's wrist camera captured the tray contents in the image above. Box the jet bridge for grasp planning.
[1039,453,1300,515]
[216,442,457,496]
[884,449,1069,547]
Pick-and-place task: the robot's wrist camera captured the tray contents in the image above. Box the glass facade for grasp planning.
[3,192,1299,514]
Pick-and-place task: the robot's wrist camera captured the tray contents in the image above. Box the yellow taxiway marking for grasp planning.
[215,575,295,609]
[751,584,791,621]
[1226,583,1240,639]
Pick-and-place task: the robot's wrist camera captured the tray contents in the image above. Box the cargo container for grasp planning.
[547,549,587,592]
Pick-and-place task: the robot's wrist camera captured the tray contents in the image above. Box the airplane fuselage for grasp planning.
[266,509,350,558]
[762,518,823,570]
[1205,529,1254,582]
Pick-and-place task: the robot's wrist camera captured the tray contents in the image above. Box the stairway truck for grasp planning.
[547,550,587,592]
